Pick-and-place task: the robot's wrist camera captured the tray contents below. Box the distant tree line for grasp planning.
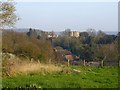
[53,29,118,62]
[2,28,119,64]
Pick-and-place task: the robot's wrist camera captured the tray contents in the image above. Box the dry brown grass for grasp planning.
[3,58,63,76]
[17,62,62,75]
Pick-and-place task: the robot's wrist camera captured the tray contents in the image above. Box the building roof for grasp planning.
[65,54,74,60]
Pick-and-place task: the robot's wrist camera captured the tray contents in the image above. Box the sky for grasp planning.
[15,1,118,32]
[14,0,119,2]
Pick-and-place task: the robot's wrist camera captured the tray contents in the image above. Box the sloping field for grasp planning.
[2,66,118,88]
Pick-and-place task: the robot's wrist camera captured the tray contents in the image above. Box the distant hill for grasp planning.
[2,28,29,32]
[104,31,118,35]
[55,31,118,35]
[3,28,118,35]
[14,28,29,32]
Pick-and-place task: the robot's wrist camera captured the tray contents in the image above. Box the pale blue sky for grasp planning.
[15,2,118,32]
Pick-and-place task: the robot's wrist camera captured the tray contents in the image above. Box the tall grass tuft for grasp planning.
[2,57,62,76]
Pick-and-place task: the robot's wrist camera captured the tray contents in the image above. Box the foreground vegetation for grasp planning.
[2,66,118,88]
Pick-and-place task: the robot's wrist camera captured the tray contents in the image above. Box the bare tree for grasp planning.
[0,0,19,29]
[87,28,96,37]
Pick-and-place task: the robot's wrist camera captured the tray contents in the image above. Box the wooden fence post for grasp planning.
[83,59,85,66]
[49,59,51,64]
[67,59,70,67]
[118,60,120,67]
[38,60,40,63]
[101,60,104,67]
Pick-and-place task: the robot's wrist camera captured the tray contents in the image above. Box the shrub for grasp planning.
[2,30,55,63]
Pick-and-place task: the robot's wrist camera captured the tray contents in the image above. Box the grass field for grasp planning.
[2,66,118,88]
